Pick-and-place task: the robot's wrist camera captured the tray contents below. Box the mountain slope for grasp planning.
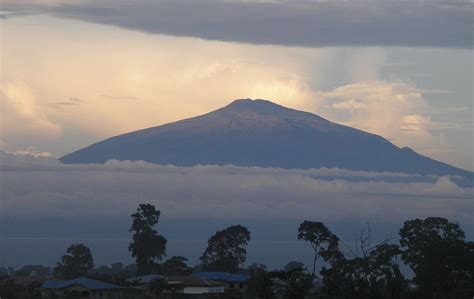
[60,99,471,177]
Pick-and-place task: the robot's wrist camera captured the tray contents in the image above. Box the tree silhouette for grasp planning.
[161,256,192,275]
[129,203,167,275]
[247,264,273,299]
[320,224,404,298]
[200,225,251,272]
[298,220,339,276]
[399,217,473,297]
[273,262,313,299]
[53,244,94,279]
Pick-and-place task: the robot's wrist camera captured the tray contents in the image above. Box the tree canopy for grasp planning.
[399,217,474,297]
[53,244,94,279]
[129,203,167,275]
[200,224,251,272]
[298,220,339,276]
[161,256,193,275]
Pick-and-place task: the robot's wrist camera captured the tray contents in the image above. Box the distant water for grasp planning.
[0,237,313,270]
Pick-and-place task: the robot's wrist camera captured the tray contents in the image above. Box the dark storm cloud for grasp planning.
[3,1,473,48]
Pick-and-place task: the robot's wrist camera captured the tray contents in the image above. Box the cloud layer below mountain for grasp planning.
[1,152,472,225]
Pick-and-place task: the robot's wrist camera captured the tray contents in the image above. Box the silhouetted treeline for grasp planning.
[1,202,473,299]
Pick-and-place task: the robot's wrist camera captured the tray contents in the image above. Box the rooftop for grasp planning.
[193,272,250,283]
[167,275,227,287]
[42,277,121,290]
[126,274,164,284]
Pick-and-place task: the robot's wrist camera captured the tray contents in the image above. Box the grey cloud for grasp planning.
[11,1,473,48]
[1,152,472,225]
[54,97,83,106]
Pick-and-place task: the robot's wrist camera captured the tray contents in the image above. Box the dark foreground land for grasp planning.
[1,204,473,299]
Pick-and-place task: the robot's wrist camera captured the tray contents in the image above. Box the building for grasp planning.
[193,272,250,291]
[126,274,164,286]
[41,277,122,299]
[166,275,226,294]
[125,274,226,295]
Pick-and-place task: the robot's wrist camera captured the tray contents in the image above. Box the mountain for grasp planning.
[60,99,472,177]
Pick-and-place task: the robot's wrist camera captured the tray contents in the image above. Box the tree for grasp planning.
[15,265,51,277]
[399,217,474,297]
[53,244,94,279]
[200,225,251,272]
[284,261,305,273]
[247,264,273,299]
[161,256,192,275]
[110,262,124,274]
[298,220,339,276]
[273,262,313,299]
[129,203,167,275]
[320,224,405,299]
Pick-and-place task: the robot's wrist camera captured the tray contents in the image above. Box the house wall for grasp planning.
[41,286,122,299]
[183,286,225,294]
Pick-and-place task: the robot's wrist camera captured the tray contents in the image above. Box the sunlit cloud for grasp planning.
[314,82,437,150]
[0,14,471,170]
[0,81,63,140]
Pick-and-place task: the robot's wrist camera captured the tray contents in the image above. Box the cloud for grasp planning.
[10,147,53,157]
[3,1,472,48]
[1,152,472,225]
[0,81,63,140]
[1,13,471,169]
[314,82,438,150]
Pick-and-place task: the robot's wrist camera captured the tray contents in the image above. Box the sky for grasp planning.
[0,0,473,170]
[0,0,473,268]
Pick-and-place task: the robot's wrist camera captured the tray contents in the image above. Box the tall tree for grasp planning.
[298,220,339,276]
[200,225,251,272]
[129,203,167,275]
[53,244,94,279]
[399,217,473,297]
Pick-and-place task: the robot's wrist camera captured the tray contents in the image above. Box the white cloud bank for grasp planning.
[1,152,472,225]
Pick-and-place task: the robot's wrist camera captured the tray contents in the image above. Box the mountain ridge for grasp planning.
[60,99,472,178]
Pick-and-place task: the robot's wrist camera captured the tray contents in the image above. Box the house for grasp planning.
[193,272,250,291]
[165,275,226,294]
[126,274,164,286]
[125,274,225,295]
[41,277,122,299]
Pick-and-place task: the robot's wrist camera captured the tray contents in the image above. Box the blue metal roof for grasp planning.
[42,277,121,290]
[193,272,250,283]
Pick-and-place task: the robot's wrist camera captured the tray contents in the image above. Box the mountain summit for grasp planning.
[60,99,471,177]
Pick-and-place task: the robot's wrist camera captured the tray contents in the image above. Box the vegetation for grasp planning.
[399,217,474,298]
[1,203,473,299]
[297,220,339,276]
[200,224,251,272]
[129,203,168,275]
[52,244,94,279]
[161,256,193,275]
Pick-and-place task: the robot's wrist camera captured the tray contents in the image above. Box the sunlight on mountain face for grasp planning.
[1,14,472,169]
